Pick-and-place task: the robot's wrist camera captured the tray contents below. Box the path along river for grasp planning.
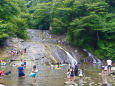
[0,29,115,86]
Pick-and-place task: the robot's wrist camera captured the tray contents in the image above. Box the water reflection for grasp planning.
[0,76,4,84]
[1,66,6,69]
[102,75,112,86]
[18,77,25,86]
[79,77,84,86]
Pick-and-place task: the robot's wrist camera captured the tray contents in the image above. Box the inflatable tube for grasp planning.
[29,70,38,77]
[55,65,61,69]
[29,73,37,77]
[1,62,6,66]
[55,68,61,69]
[59,64,65,67]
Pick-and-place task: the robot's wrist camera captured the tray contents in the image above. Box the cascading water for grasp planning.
[83,49,101,64]
[65,51,78,67]
[57,45,78,67]
[88,52,97,64]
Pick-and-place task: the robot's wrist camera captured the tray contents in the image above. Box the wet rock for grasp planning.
[98,83,102,85]
[5,38,23,48]
[85,77,91,80]
[45,61,50,65]
[75,50,78,52]
[111,67,115,71]
[111,71,115,75]
[83,81,87,83]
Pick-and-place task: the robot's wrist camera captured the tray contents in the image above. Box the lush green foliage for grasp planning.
[0,0,28,45]
[27,0,115,60]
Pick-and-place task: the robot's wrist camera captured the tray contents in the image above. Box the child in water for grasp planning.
[31,65,38,83]
[102,66,105,75]
[50,65,54,71]
[101,65,107,75]
[24,60,26,67]
[67,69,70,83]
[4,71,11,75]
[79,69,84,77]
[70,66,74,82]
[0,70,4,76]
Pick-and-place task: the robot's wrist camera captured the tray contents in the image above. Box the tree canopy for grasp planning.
[26,0,115,60]
[0,0,28,45]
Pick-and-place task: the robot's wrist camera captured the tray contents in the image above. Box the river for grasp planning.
[0,29,115,86]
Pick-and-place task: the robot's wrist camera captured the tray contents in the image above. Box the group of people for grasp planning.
[67,64,84,83]
[66,59,113,83]
[17,61,38,83]
[56,39,66,44]
[0,60,38,84]
[0,70,11,76]
[0,47,38,83]
[11,48,26,57]
[102,59,112,75]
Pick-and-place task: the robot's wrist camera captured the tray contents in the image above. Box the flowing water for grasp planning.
[83,49,101,64]
[0,29,115,86]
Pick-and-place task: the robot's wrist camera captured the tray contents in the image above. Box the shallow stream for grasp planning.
[0,29,115,86]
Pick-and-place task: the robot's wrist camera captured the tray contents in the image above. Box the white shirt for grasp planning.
[104,66,107,71]
[79,70,83,76]
[107,60,112,65]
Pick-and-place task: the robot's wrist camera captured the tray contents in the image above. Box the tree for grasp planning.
[0,0,28,45]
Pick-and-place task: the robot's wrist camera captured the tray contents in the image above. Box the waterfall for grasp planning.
[83,49,101,64]
[65,51,78,67]
[57,45,78,67]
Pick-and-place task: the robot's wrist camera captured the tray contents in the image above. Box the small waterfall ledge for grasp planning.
[83,49,101,64]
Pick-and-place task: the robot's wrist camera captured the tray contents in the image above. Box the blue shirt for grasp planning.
[11,48,13,51]
[24,62,26,65]
[18,66,24,73]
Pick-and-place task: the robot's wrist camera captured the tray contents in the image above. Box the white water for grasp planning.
[57,45,78,67]
[65,51,78,67]
[83,49,101,64]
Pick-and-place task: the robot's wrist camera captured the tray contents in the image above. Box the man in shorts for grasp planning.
[17,64,25,77]
[74,64,79,80]
[106,59,112,75]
